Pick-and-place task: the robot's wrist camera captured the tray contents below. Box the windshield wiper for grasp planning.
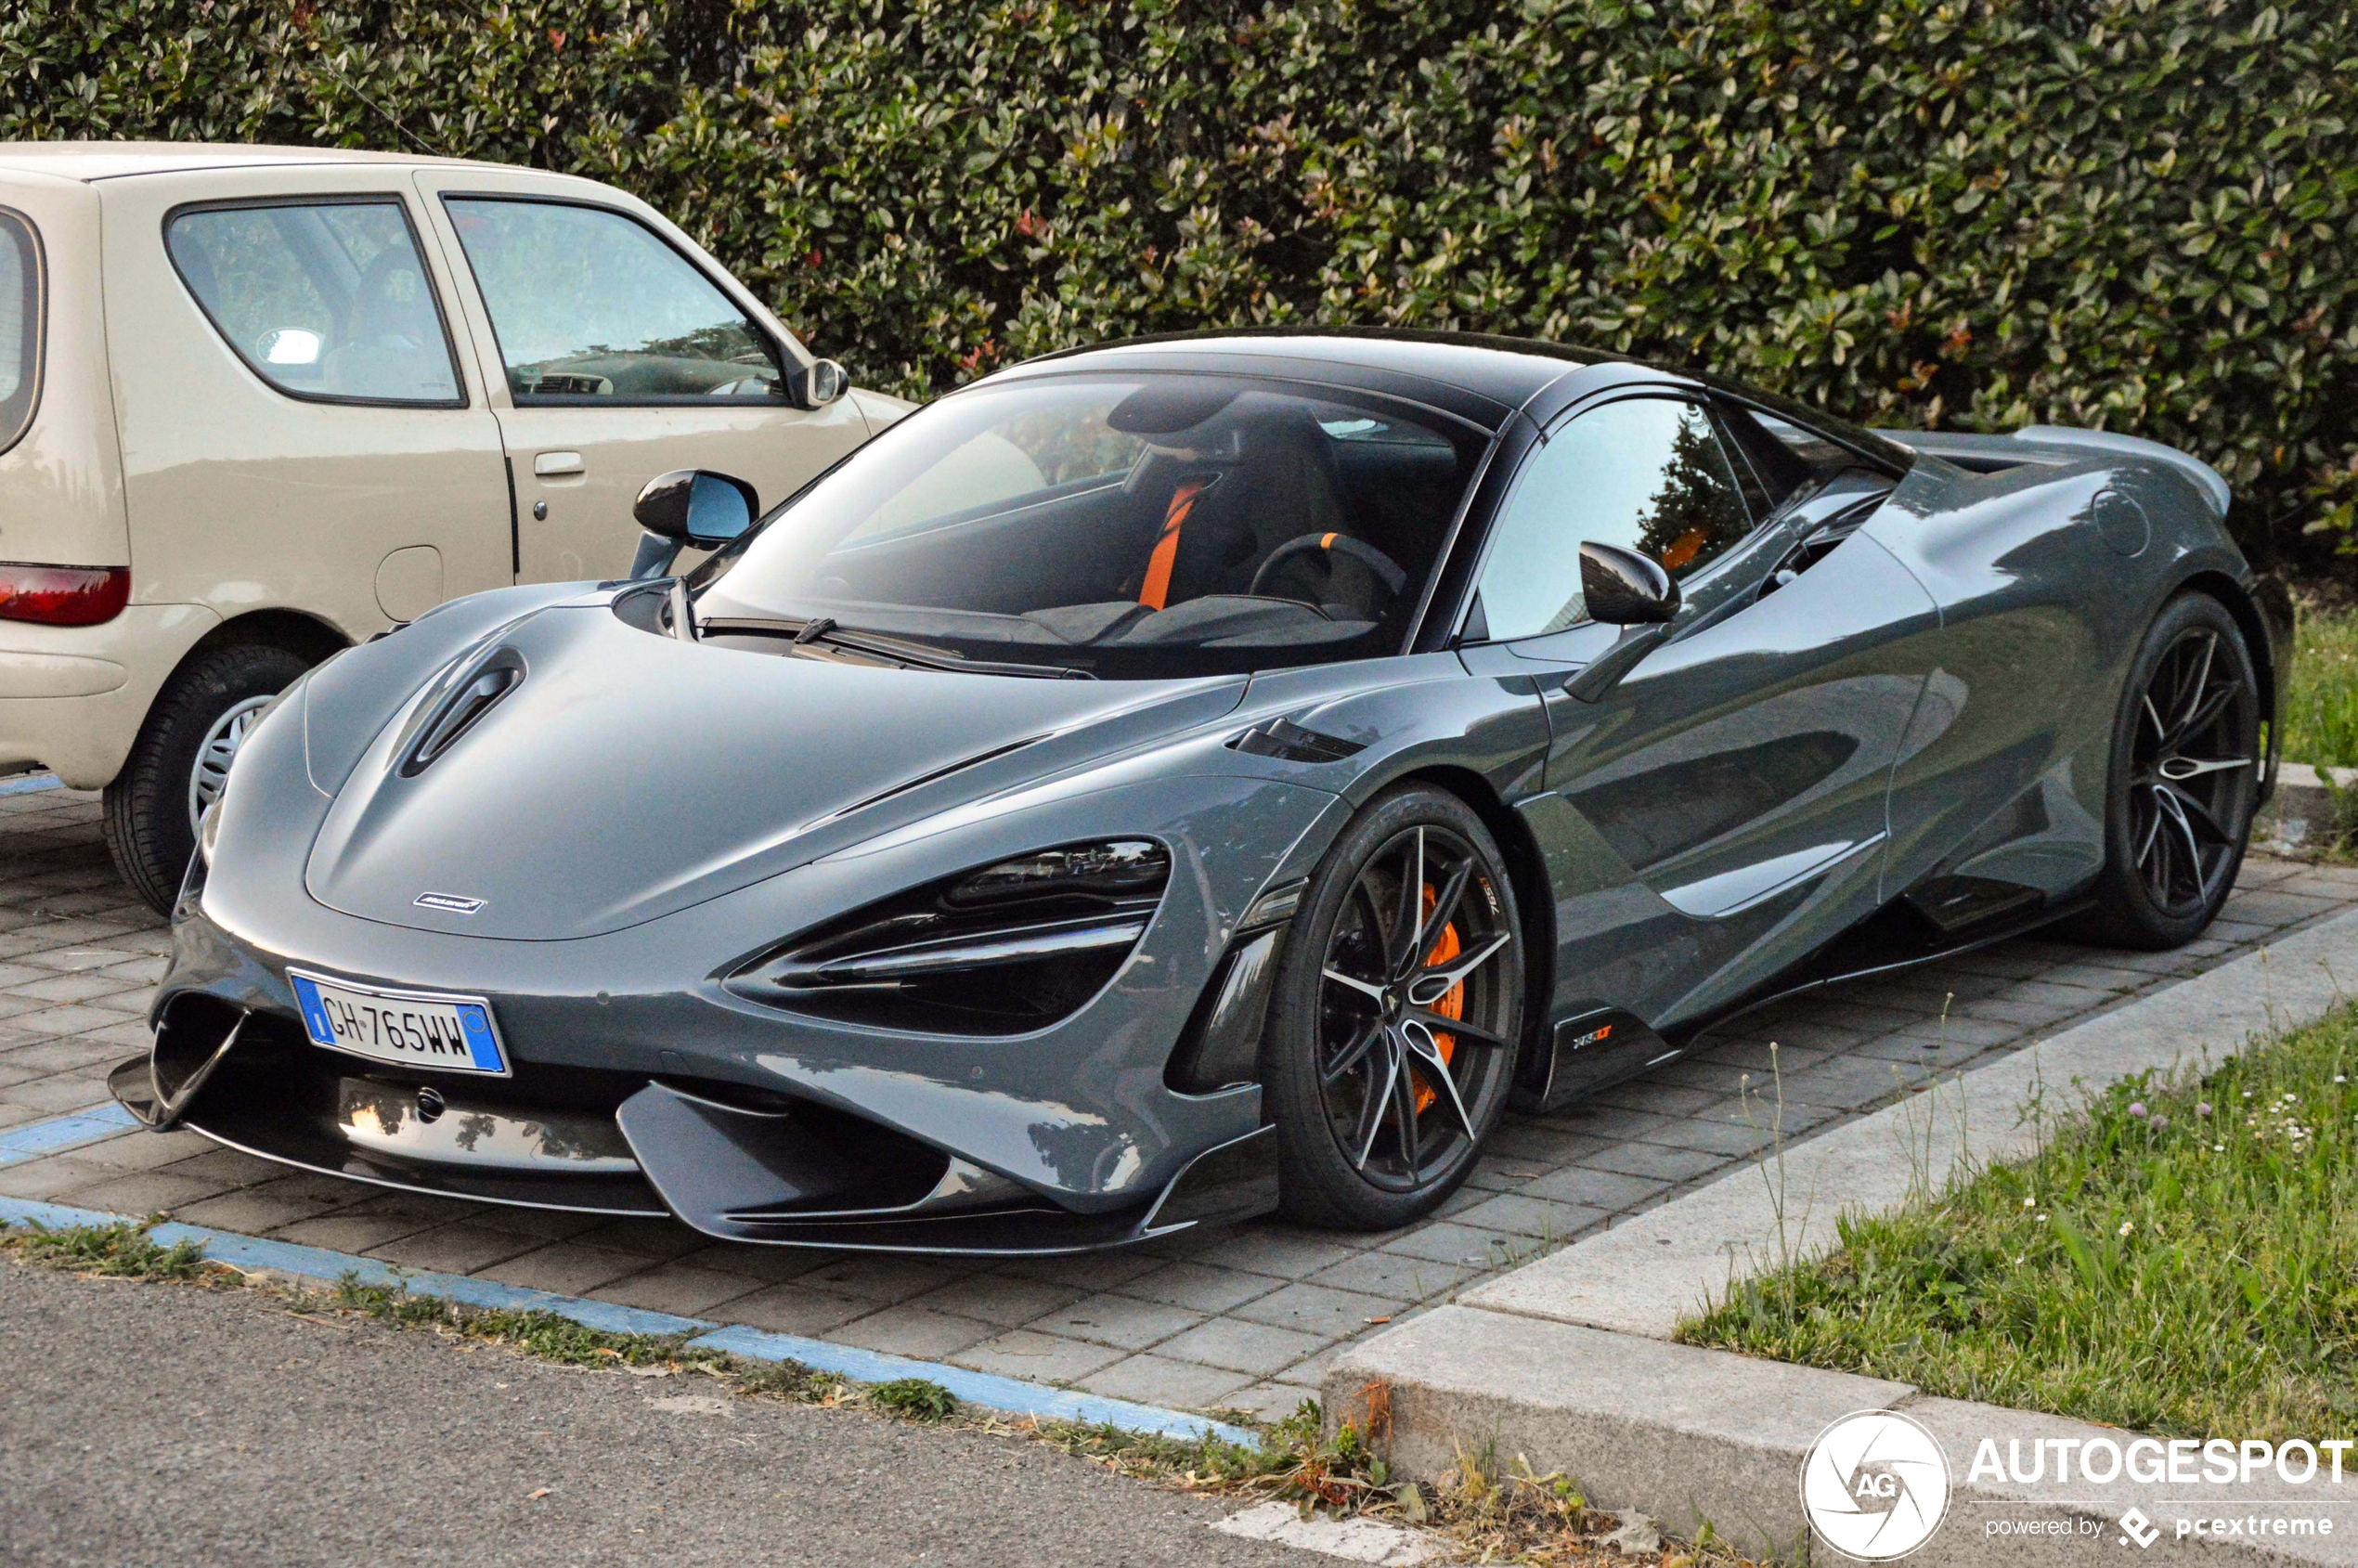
[702,616,1093,680]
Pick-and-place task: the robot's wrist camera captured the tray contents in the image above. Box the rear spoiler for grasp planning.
[1875,424,2231,520]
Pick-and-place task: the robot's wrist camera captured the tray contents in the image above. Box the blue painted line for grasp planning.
[691,1324,1258,1446]
[0,1126,1265,1448]
[0,771,61,797]
[0,1100,141,1166]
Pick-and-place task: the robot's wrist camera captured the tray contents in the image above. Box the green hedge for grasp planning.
[6,0,2355,566]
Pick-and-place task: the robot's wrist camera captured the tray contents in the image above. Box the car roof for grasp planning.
[992,328,1599,431]
[0,141,511,183]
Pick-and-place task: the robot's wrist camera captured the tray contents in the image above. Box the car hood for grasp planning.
[304,602,1245,940]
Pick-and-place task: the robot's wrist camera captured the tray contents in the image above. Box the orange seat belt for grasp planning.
[1137,478,1207,611]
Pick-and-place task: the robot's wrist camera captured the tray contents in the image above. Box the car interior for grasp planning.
[694,381,1483,677]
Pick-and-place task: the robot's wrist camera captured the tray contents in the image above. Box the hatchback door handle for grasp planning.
[533,451,585,476]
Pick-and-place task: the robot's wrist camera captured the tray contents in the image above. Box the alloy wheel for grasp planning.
[2130,627,2257,917]
[1314,824,1517,1193]
[187,693,275,836]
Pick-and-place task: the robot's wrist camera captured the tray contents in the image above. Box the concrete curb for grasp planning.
[2258,763,2355,855]
[1325,911,2358,1562]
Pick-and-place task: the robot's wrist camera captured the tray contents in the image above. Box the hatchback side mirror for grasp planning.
[786,357,848,409]
[1578,540,1681,626]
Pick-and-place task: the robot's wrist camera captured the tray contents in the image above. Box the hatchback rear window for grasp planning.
[0,209,42,454]
[164,198,463,407]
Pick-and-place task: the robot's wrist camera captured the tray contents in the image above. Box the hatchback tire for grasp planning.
[104,643,311,915]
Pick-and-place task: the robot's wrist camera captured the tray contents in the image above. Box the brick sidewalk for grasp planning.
[7,780,2355,1421]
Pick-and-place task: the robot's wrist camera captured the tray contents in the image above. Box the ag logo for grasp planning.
[1800,1409,1951,1561]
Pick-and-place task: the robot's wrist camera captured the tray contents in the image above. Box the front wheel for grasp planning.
[1263,784,1524,1230]
[104,643,311,915]
[2074,592,2261,950]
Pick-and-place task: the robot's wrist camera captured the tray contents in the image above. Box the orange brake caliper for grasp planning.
[1411,885,1463,1113]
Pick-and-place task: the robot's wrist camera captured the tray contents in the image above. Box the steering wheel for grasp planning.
[1248,532,1410,608]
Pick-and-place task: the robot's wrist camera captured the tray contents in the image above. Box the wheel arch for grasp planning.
[2172,568,2284,802]
[1392,763,1559,1071]
[182,608,351,672]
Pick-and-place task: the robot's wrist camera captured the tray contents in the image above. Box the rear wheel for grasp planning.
[2075,593,2261,949]
[104,643,311,915]
[1263,784,1523,1229]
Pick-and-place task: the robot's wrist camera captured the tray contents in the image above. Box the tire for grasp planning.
[104,643,311,915]
[1263,784,1525,1229]
[2071,592,2261,950]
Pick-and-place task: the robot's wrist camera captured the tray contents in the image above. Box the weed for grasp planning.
[2,1220,209,1280]
[869,1377,958,1422]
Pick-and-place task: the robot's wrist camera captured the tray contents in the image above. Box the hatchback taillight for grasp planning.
[0,564,131,627]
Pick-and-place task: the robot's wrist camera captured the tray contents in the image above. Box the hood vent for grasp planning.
[399,647,525,777]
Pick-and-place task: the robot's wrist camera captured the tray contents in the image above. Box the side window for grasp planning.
[0,208,41,453]
[443,199,781,403]
[165,200,462,406]
[1473,398,1754,641]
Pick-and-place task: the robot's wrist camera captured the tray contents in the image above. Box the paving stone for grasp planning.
[1302,1249,1471,1303]
[722,1283,874,1336]
[677,1243,833,1284]
[456,1204,607,1241]
[1635,1118,1779,1157]
[476,1243,654,1297]
[1446,1193,1606,1241]
[1572,1141,1730,1185]
[1116,1261,1281,1314]
[1220,1381,1322,1423]
[365,1222,540,1275]
[908,1274,1083,1328]
[1196,1227,1367,1280]
[157,1146,285,1186]
[952,1329,1128,1383]
[590,1263,761,1316]
[77,1129,227,1171]
[797,1254,964,1304]
[1134,1315,1332,1378]
[1590,1080,1722,1117]
[1227,1281,1406,1338]
[0,1074,124,1113]
[0,1152,110,1199]
[831,1302,998,1359]
[171,1185,345,1234]
[561,1217,708,1260]
[265,1212,439,1254]
[1076,1354,1253,1411]
[6,1004,139,1038]
[1025,1292,1205,1350]
[984,1250,1164,1289]
[62,1169,238,1215]
[1376,1222,1521,1268]
[1519,1166,1667,1211]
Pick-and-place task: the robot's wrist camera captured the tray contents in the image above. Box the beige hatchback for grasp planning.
[0,142,905,911]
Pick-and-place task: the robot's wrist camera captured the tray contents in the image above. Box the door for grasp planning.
[1468,393,1938,1038]
[103,169,511,632]
[410,171,874,584]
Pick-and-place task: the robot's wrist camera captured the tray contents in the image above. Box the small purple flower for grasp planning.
[2148,1116,2168,1132]
[2196,1103,2212,1117]
[2127,1102,2148,1119]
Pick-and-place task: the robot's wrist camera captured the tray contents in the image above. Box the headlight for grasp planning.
[728,840,1171,1036]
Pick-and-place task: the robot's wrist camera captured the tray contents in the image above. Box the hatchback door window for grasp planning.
[442,199,781,403]
[165,200,462,406]
[0,208,41,452]
[1473,397,1753,641]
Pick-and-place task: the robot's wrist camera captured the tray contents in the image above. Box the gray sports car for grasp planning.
[113,330,2286,1252]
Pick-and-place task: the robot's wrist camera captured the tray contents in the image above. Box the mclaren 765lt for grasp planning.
[114,330,2286,1251]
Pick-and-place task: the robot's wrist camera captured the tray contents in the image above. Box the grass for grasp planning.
[0,1217,1763,1565]
[2282,599,2358,770]
[1679,1004,2358,1440]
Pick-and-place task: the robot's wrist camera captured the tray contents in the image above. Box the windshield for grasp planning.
[690,372,1485,678]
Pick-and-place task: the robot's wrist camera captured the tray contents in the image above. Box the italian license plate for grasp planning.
[288,968,510,1076]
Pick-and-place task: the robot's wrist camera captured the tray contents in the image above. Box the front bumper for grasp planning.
[110,984,1279,1255]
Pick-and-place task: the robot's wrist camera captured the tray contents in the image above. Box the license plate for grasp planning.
[288,968,510,1076]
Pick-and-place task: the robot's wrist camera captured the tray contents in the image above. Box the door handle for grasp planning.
[533,451,585,476]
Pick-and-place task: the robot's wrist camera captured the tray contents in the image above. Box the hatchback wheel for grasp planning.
[1263,784,1523,1229]
[104,643,310,915]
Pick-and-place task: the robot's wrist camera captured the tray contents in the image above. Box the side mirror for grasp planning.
[633,469,760,551]
[1579,540,1680,626]
[786,357,848,409]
